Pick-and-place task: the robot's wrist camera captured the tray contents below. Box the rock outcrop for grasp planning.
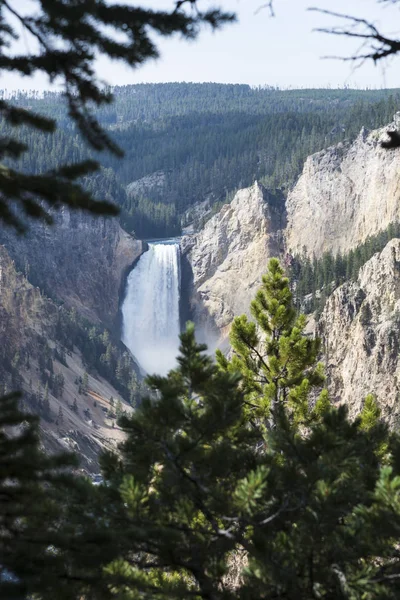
[318,239,400,425]
[126,171,166,197]
[181,183,285,343]
[0,210,143,329]
[286,118,400,258]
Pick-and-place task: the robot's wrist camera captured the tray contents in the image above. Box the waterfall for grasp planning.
[121,241,181,376]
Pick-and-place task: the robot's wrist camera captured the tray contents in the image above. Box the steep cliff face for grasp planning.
[181,183,285,342]
[318,239,400,425]
[286,118,400,258]
[0,210,143,329]
[0,245,132,472]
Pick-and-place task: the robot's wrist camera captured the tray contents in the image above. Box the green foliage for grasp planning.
[4,84,400,237]
[1,391,147,599]
[122,194,180,239]
[5,264,400,598]
[0,391,78,598]
[360,394,381,432]
[97,314,400,600]
[218,258,324,426]
[82,371,89,395]
[99,322,254,597]
[55,307,142,405]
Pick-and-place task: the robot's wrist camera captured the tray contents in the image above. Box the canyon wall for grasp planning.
[318,239,400,425]
[0,245,132,472]
[286,118,400,258]
[181,182,285,342]
[0,210,143,329]
[182,117,400,425]
[185,117,400,346]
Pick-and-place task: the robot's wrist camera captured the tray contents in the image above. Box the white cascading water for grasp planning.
[121,241,181,376]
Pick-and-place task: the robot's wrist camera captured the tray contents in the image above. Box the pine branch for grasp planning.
[309,8,400,63]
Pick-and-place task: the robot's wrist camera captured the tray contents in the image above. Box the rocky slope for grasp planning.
[318,239,400,425]
[0,209,145,472]
[286,116,400,258]
[181,182,285,343]
[0,245,132,472]
[0,210,143,328]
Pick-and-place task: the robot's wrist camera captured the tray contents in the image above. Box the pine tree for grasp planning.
[98,270,400,600]
[57,406,64,426]
[82,371,89,395]
[0,392,77,598]
[36,384,43,411]
[217,258,324,427]
[115,398,123,419]
[0,391,129,599]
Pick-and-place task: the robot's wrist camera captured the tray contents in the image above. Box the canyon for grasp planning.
[3,113,400,470]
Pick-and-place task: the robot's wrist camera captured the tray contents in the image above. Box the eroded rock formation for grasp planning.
[0,245,132,472]
[286,118,400,258]
[181,182,285,343]
[318,239,400,424]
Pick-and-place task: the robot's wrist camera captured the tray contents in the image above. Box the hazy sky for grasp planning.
[5,0,400,90]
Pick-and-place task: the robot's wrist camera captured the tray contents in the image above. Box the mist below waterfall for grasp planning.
[121,241,181,376]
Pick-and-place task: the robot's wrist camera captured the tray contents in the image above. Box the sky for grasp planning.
[4,0,400,90]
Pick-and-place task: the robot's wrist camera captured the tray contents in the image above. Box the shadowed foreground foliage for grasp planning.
[95,260,400,600]
[4,260,400,599]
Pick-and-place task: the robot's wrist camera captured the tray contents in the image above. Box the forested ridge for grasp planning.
[3,83,400,237]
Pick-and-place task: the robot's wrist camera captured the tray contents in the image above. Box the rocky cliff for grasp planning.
[181,182,285,343]
[0,210,143,329]
[0,210,145,472]
[0,245,132,472]
[318,239,400,425]
[286,117,400,258]
[185,117,400,345]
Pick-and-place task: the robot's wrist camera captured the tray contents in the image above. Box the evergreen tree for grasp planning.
[98,267,400,600]
[217,258,324,427]
[82,371,89,395]
[0,392,77,598]
[36,384,43,411]
[57,406,64,426]
[115,398,123,418]
[0,391,130,599]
